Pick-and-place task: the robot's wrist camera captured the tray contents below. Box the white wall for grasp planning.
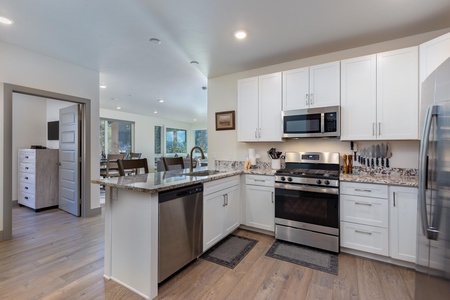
[208,29,450,169]
[100,108,207,171]
[0,41,100,232]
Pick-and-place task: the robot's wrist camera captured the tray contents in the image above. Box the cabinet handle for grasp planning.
[25,177,29,180]
[25,187,28,190]
[271,191,274,203]
[254,179,265,182]
[305,94,309,105]
[355,202,372,206]
[258,128,261,139]
[25,167,29,170]
[372,123,375,136]
[310,93,314,105]
[355,229,372,235]
[355,188,372,192]
[25,196,29,200]
[378,122,381,136]
[223,194,226,207]
[255,129,258,139]
[25,156,29,159]
[393,192,396,207]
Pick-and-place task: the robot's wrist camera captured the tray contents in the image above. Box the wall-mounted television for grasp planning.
[47,121,59,141]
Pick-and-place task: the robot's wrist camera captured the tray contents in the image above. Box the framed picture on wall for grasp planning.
[215,111,235,130]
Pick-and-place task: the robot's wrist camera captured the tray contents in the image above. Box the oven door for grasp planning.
[274,183,339,235]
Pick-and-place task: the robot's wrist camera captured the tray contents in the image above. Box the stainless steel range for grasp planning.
[274,152,340,253]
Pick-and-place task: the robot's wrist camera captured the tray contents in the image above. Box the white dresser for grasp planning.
[18,149,59,211]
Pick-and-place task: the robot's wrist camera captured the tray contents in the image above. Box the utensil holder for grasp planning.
[271,158,281,170]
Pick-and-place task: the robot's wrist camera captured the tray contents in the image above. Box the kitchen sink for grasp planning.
[184,170,222,176]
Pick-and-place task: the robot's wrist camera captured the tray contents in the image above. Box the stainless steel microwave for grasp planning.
[282,106,340,138]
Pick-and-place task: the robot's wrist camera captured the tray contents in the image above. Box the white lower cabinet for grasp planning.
[340,182,418,263]
[245,175,275,232]
[203,175,240,251]
[389,186,418,263]
[340,182,389,256]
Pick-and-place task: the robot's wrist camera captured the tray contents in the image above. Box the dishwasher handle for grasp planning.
[159,183,203,203]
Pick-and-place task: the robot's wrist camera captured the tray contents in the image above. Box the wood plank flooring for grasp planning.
[0,205,415,299]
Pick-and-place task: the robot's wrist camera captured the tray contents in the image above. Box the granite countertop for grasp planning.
[92,167,243,193]
[340,173,418,187]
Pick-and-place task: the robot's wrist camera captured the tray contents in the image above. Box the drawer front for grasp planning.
[245,175,275,187]
[18,162,35,174]
[204,175,240,195]
[19,150,36,162]
[340,195,388,228]
[19,182,36,195]
[340,221,389,256]
[18,172,36,184]
[18,191,36,209]
[340,182,388,199]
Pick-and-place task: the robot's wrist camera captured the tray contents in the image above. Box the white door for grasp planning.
[59,105,80,216]
[237,76,259,141]
[258,72,282,142]
[309,61,340,108]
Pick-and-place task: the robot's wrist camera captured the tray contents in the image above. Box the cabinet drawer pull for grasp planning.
[25,167,29,170]
[25,187,28,190]
[355,229,372,235]
[305,94,309,105]
[272,191,274,203]
[355,202,372,206]
[355,188,372,192]
[254,179,265,182]
[25,177,29,180]
[24,196,29,200]
[25,156,29,159]
[378,122,381,136]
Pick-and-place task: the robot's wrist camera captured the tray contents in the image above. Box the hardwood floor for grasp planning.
[0,205,415,300]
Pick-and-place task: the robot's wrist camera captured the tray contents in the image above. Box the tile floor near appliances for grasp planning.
[0,205,415,299]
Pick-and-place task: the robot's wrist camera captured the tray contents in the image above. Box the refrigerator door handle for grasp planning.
[418,105,439,240]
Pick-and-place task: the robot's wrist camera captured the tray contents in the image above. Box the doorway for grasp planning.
[2,83,96,241]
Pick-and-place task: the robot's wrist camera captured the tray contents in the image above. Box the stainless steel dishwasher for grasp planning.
[158,183,203,283]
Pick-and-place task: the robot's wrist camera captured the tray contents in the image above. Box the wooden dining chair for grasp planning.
[162,157,185,171]
[118,158,149,176]
[100,153,126,178]
[129,152,142,159]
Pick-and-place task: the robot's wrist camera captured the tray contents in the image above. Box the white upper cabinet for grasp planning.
[419,31,450,87]
[376,47,419,140]
[237,72,282,142]
[340,46,419,140]
[341,55,377,140]
[283,61,340,111]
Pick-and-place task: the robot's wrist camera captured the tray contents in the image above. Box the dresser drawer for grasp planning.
[19,150,36,162]
[340,194,388,228]
[18,162,35,174]
[340,182,388,199]
[18,191,36,209]
[340,221,389,256]
[19,182,36,195]
[18,172,36,184]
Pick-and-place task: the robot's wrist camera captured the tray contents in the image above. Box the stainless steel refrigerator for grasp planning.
[417,57,450,299]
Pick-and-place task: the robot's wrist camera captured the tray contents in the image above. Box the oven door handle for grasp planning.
[275,182,339,195]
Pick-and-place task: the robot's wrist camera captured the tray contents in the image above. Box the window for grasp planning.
[100,119,134,156]
[194,129,208,153]
[166,127,187,155]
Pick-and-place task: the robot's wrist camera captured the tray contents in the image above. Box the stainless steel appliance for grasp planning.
[158,183,203,283]
[274,152,340,253]
[282,106,340,138]
[417,58,450,299]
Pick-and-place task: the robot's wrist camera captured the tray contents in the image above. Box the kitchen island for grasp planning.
[92,168,241,299]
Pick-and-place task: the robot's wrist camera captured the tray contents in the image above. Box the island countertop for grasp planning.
[91,167,243,193]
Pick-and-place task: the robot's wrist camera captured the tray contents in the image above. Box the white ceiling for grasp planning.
[1,0,450,124]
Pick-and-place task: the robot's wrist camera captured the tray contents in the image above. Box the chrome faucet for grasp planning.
[189,146,205,172]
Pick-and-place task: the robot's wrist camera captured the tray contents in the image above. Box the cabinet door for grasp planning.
[389,186,418,263]
[282,67,309,110]
[377,47,419,140]
[419,32,450,87]
[237,76,259,141]
[340,55,377,140]
[258,72,282,141]
[246,185,274,231]
[223,185,240,235]
[309,61,340,108]
[203,191,226,251]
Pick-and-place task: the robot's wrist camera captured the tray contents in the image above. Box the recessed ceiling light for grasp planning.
[154,110,158,114]
[158,99,164,103]
[193,118,197,122]
[116,106,121,110]
[234,30,247,40]
[190,61,199,65]
[100,85,107,89]
[149,38,161,45]
[0,17,13,25]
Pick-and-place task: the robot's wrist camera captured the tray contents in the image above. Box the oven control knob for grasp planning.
[280,176,286,181]
[324,180,330,185]
[316,179,322,185]
[287,177,293,182]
